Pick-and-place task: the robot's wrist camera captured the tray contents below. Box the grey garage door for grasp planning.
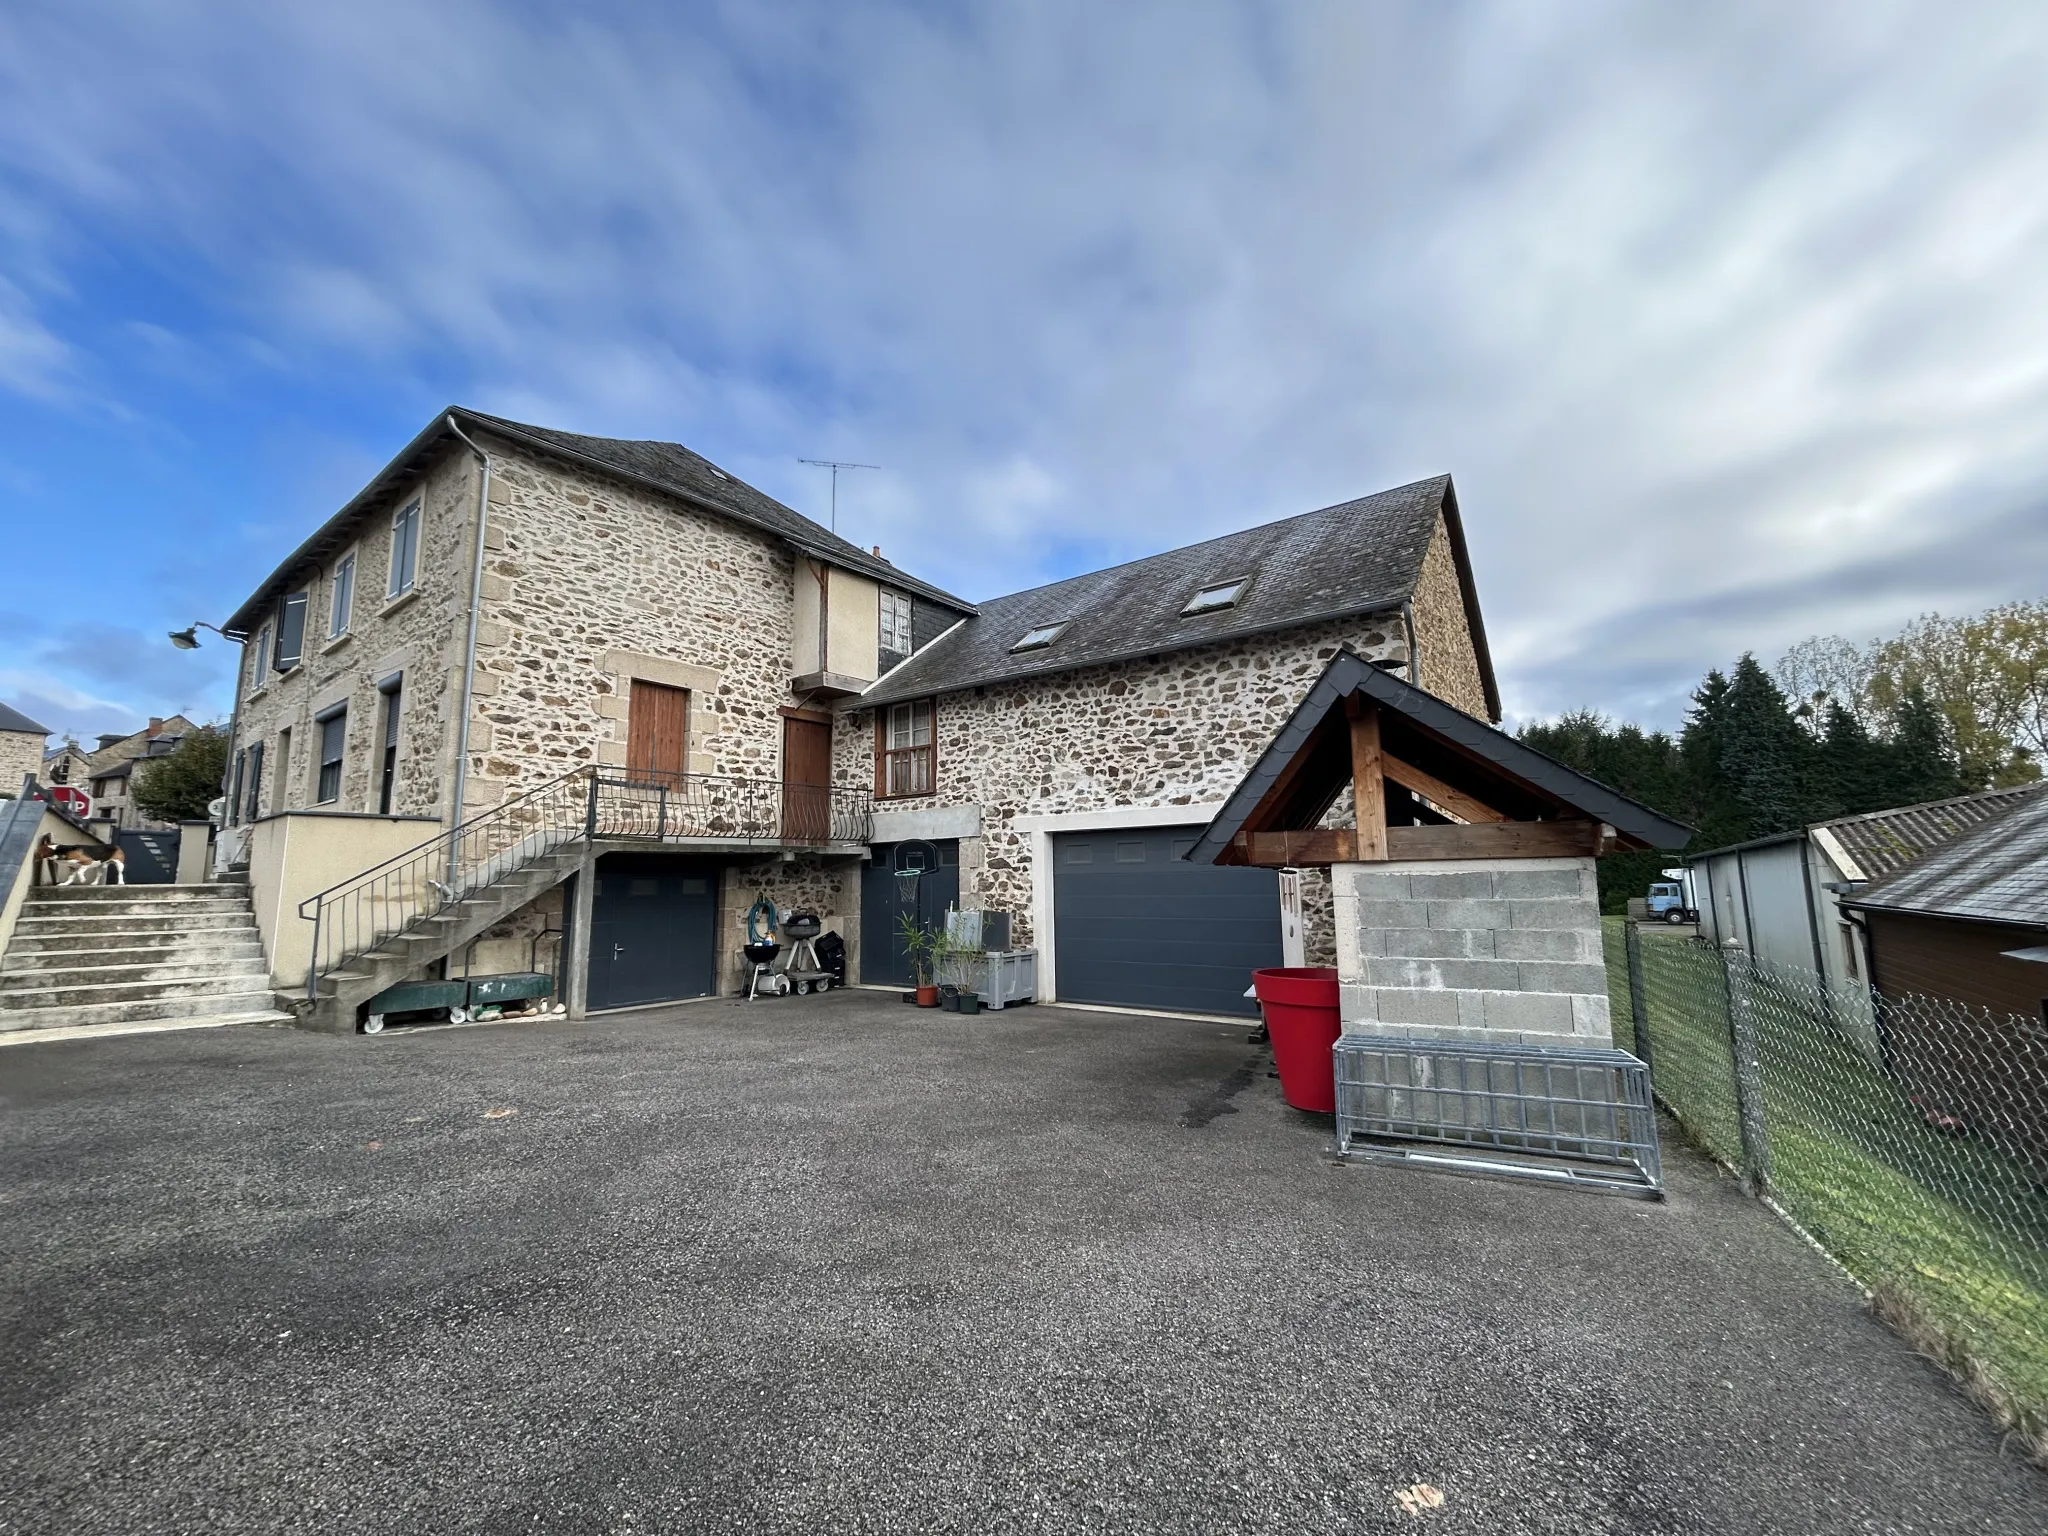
[1051,826,1282,1018]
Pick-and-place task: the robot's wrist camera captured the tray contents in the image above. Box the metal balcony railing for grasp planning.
[298,768,874,1001]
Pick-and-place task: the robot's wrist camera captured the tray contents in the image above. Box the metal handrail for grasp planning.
[296,768,874,1001]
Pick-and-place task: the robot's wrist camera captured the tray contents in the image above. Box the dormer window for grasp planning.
[1181,578,1248,616]
[1010,621,1069,653]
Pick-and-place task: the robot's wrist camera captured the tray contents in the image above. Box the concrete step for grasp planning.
[11,911,258,937]
[0,972,276,1012]
[0,990,285,1031]
[26,885,251,904]
[0,1009,294,1045]
[2,927,259,957]
[2,941,266,973]
[0,953,271,990]
[22,895,254,916]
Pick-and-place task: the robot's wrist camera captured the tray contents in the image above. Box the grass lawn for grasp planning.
[1601,918,2048,1439]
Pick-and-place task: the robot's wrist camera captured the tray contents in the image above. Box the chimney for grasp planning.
[148,717,164,736]
[872,546,882,558]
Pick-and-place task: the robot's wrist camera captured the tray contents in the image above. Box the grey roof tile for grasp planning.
[1847,784,2048,926]
[864,476,1464,706]
[1819,783,2048,880]
[459,413,971,610]
[228,408,972,633]
[0,702,52,736]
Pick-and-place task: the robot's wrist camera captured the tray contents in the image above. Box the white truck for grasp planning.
[1646,867,1699,924]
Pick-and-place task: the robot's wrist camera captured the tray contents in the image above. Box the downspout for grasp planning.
[444,415,492,875]
[1401,599,1419,687]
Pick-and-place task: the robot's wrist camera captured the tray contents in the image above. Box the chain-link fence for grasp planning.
[1602,918,2048,1451]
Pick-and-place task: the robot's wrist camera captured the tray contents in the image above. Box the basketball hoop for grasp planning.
[894,867,921,904]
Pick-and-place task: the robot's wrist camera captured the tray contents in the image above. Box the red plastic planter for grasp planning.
[1253,967,1342,1113]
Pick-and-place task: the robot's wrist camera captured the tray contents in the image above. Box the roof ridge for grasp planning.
[1815,779,2047,830]
[967,475,1452,609]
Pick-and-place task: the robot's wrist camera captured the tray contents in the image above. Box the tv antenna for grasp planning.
[798,458,879,534]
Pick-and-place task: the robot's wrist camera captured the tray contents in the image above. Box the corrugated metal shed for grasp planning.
[1817,782,2047,880]
[1846,785,2048,927]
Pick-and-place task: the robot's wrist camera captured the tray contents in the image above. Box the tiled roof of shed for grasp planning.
[862,476,1496,714]
[1846,783,2048,927]
[1819,782,2047,880]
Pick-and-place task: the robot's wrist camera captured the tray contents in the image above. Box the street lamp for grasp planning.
[168,621,232,650]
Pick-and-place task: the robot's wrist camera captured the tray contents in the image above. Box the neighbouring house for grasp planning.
[0,703,51,797]
[1839,786,2048,1174]
[85,716,198,830]
[41,739,93,792]
[1187,650,1689,1050]
[1842,788,2048,1024]
[214,406,1502,1032]
[1689,783,2047,994]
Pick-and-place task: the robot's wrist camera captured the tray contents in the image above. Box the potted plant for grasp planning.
[897,911,941,1006]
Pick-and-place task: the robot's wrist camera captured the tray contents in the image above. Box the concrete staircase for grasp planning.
[0,881,291,1034]
[304,844,583,1032]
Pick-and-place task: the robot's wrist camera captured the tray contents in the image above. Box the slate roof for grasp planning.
[228,408,973,633]
[1816,782,2048,881]
[0,702,51,736]
[1186,650,1692,864]
[863,476,1499,716]
[1845,785,2048,928]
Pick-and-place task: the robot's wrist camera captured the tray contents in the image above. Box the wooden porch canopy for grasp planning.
[1186,651,1691,868]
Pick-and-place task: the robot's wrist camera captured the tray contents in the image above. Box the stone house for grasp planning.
[216,407,1501,1030]
[0,703,52,798]
[41,740,94,792]
[83,716,197,830]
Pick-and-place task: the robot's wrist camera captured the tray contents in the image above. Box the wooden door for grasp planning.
[782,716,832,842]
[626,680,689,786]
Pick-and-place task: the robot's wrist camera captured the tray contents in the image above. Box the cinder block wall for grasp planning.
[1332,856,1611,1048]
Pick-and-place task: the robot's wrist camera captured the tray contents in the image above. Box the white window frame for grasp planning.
[881,699,934,798]
[388,499,421,599]
[1010,620,1070,653]
[328,549,356,638]
[1181,577,1249,616]
[880,590,914,657]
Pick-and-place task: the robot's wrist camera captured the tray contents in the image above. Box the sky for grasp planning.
[2,1,2045,746]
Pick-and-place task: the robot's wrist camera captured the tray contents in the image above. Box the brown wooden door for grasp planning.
[782,716,832,842]
[626,681,689,785]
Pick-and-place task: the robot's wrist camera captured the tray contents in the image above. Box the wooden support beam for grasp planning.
[1231,829,1358,866]
[1380,753,1507,824]
[1349,697,1388,861]
[1229,819,1604,867]
[1385,819,1605,861]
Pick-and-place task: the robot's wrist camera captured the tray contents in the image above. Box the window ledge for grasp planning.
[319,631,353,656]
[380,587,420,619]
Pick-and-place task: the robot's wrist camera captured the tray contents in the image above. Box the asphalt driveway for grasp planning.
[3,991,2042,1534]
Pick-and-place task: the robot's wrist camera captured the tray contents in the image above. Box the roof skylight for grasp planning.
[1181,578,1248,616]
[1010,621,1070,653]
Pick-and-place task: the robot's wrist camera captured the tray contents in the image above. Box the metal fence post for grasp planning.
[1721,948,1774,1191]
[1622,919,1655,1075]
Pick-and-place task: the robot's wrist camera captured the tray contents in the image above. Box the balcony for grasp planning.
[592,771,873,849]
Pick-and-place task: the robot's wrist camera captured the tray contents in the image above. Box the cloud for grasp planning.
[0,1,2043,730]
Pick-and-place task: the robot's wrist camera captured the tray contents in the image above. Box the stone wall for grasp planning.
[229,445,477,823]
[464,440,799,806]
[833,611,1412,959]
[716,853,861,995]
[1333,857,1612,1047]
[0,731,44,799]
[1409,516,1491,721]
